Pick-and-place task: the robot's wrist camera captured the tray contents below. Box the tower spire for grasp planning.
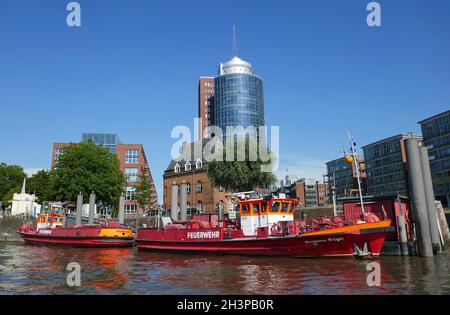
[232,24,237,58]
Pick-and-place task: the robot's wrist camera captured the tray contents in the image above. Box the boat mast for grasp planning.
[348,131,365,216]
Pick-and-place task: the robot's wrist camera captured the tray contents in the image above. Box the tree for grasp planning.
[52,141,125,207]
[135,174,153,215]
[2,185,21,210]
[0,163,26,203]
[27,170,55,202]
[206,138,277,192]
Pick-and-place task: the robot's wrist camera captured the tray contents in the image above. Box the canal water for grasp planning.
[0,243,449,295]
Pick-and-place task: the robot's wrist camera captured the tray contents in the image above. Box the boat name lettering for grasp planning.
[304,239,327,244]
[328,237,344,242]
[187,231,220,239]
[38,230,52,235]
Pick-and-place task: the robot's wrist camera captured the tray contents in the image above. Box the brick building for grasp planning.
[198,77,215,139]
[163,142,228,214]
[51,133,158,218]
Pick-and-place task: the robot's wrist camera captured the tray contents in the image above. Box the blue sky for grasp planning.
[0,0,449,202]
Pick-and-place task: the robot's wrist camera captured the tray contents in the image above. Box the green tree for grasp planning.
[0,163,26,202]
[2,185,21,210]
[27,170,55,202]
[136,174,153,215]
[206,138,277,192]
[52,141,125,206]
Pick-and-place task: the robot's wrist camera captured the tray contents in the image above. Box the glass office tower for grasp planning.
[214,56,264,140]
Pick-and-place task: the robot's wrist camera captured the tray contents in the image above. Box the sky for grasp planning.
[0,0,449,203]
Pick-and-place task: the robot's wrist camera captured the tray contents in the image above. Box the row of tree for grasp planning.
[0,141,152,213]
[1,138,277,213]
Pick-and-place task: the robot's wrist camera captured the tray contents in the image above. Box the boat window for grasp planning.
[281,202,289,213]
[271,201,281,213]
[253,204,260,214]
[241,203,250,215]
[261,202,267,213]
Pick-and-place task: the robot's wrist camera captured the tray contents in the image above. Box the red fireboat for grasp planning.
[17,204,133,248]
[136,195,393,258]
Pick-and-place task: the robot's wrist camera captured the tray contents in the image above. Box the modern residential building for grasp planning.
[362,133,421,197]
[198,77,215,139]
[163,142,227,215]
[276,178,329,208]
[51,133,158,218]
[326,156,366,201]
[419,110,450,207]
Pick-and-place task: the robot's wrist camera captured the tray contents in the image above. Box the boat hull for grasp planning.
[17,227,134,248]
[136,222,392,258]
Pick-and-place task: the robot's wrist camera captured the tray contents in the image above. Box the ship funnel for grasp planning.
[180,182,188,221]
[118,195,125,225]
[76,193,83,225]
[88,192,96,225]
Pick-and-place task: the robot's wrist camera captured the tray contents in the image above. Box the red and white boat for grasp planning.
[136,196,393,258]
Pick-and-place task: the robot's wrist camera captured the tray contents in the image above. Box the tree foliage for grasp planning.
[0,163,26,203]
[52,141,125,206]
[27,170,55,202]
[206,138,277,192]
[2,185,21,209]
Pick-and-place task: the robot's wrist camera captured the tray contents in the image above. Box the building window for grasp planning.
[195,159,202,169]
[187,182,191,194]
[187,202,191,210]
[185,161,191,171]
[196,201,203,212]
[174,163,181,173]
[124,204,136,214]
[164,186,167,197]
[125,168,138,182]
[219,186,224,192]
[126,149,139,164]
[197,180,203,192]
[55,148,65,163]
[125,186,136,200]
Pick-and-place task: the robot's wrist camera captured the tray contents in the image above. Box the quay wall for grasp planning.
[0,217,27,243]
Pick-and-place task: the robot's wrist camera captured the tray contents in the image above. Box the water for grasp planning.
[0,243,449,295]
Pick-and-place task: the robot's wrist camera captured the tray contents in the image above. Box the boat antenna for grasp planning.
[347,131,365,216]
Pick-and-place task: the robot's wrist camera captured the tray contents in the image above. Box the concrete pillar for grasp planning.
[180,182,187,221]
[118,195,125,225]
[218,201,224,221]
[397,213,409,256]
[419,146,442,253]
[405,138,433,257]
[76,193,83,226]
[171,183,179,221]
[88,192,95,225]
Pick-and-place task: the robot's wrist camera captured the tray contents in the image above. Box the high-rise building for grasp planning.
[198,28,265,141]
[362,133,422,197]
[326,156,366,201]
[419,110,450,207]
[51,133,158,218]
[214,54,265,140]
[198,77,215,139]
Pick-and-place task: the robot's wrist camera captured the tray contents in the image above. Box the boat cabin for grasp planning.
[36,204,65,230]
[239,196,298,236]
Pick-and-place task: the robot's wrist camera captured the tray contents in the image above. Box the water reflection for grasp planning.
[0,243,449,295]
